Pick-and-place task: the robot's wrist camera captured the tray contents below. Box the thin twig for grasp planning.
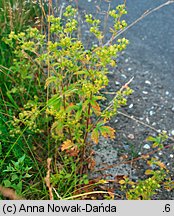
[95,142,174,173]
[107,76,134,109]
[117,110,174,142]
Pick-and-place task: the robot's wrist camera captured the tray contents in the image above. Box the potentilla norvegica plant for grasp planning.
[0,0,48,68]
[4,4,132,197]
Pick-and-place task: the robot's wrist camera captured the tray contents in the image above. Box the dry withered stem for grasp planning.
[45,158,53,200]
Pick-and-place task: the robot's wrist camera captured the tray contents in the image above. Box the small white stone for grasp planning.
[142,91,148,95]
[142,36,147,40]
[158,152,162,156]
[127,134,135,140]
[146,117,150,124]
[167,163,170,166]
[165,91,169,95]
[125,58,129,63]
[129,104,133,109]
[144,70,149,74]
[149,111,154,116]
[88,0,92,2]
[115,81,120,86]
[138,152,141,155]
[171,130,174,136]
[170,154,173,158]
[121,74,127,79]
[143,144,150,149]
[172,107,174,112]
[128,67,132,71]
[145,80,151,85]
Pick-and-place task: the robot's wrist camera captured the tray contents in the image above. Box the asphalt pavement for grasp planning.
[74,0,174,91]
[122,0,174,92]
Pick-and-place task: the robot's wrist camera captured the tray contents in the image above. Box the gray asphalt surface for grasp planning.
[123,0,174,92]
[75,0,174,91]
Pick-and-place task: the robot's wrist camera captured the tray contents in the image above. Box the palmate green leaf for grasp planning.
[92,123,115,143]
[90,100,101,116]
[99,126,115,139]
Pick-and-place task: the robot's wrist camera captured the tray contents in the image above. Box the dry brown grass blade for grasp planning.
[44,158,53,200]
[0,186,23,200]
